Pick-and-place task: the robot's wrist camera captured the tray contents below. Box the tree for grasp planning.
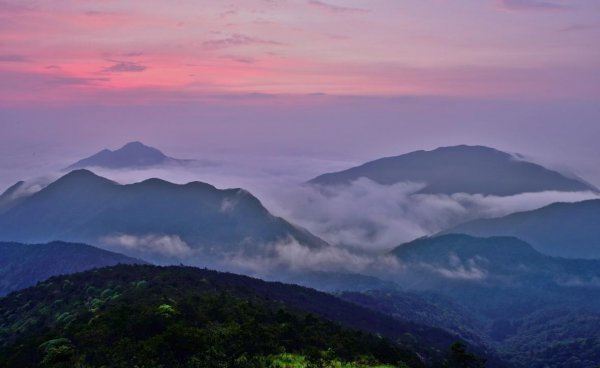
[443,342,486,368]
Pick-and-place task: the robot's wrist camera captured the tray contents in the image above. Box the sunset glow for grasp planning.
[1,0,599,105]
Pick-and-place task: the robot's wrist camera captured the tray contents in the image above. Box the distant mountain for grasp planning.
[65,141,193,170]
[390,234,600,318]
[0,241,145,296]
[386,234,600,367]
[275,271,400,292]
[309,145,597,196]
[339,290,488,347]
[0,169,327,263]
[0,265,491,367]
[444,199,600,258]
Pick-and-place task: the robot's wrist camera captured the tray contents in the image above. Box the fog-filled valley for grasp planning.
[2,141,600,367]
[2,0,600,366]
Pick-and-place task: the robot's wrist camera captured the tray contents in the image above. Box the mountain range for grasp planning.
[0,169,327,263]
[384,234,600,367]
[445,199,600,258]
[309,145,597,196]
[0,265,493,367]
[0,241,144,296]
[65,141,194,170]
[2,142,600,367]
[390,234,600,307]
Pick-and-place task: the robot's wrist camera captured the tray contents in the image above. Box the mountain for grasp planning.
[0,169,327,263]
[275,271,400,292]
[0,181,27,214]
[309,145,597,196]
[0,265,491,367]
[0,241,145,296]
[390,234,600,297]
[386,234,600,367]
[339,290,487,347]
[444,199,600,258]
[65,141,193,170]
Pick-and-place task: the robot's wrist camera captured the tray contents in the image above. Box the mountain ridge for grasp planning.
[0,169,328,263]
[65,141,194,170]
[309,145,598,196]
[443,199,600,258]
[0,241,145,296]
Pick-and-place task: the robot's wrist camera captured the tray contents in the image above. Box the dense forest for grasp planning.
[0,265,487,368]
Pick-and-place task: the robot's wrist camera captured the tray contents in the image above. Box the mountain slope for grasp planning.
[339,290,487,347]
[386,234,600,368]
[309,145,596,195]
[444,199,600,258]
[65,141,192,170]
[0,181,26,215]
[390,234,600,318]
[0,265,490,367]
[0,241,145,296]
[0,170,327,262]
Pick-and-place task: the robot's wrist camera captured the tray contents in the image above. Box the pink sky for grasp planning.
[1,0,599,105]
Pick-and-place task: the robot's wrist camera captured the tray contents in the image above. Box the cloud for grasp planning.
[101,233,194,257]
[64,157,600,258]
[559,24,596,32]
[496,0,571,11]
[308,0,370,14]
[102,61,147,73]
[0,54,30,63]
[45,76,110,86]
[419,254,488,281]
[0,1,33,13]
[222,236,401,275]
[272,178,600,253]
[202,34,284,49]
[555,275,600,288]
[223,55,256,64]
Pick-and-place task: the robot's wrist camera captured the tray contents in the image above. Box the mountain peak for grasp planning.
[51,169,116,188]
[309,144,596,195]
[65,141,188,170]
[119,141,165,154]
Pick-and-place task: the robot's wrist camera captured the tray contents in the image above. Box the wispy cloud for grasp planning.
[308,0,370,14]
[101,233,194,257]
[0,54,30,63]
[0,1,33,13]
[559,24,596,32]
[496,0,571,11]
[222,54,256,64]
[45,76,109,86]
[202,33,284,49]
[102,61,147,73]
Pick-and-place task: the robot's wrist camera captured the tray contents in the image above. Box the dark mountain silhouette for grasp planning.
[0,241,145,296]
[65,141,193,170]
[0,170,327,262]
[388,234,600,321]
[391,234,600,291]
[444,199,600,258]
[383,234,600,367]
[309,145,597,195]
[0,265,494,367]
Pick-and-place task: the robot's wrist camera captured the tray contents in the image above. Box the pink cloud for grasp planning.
[496,0,571,11]
[307,0,370,14]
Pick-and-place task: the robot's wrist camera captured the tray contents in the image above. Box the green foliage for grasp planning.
[0,265,426,368]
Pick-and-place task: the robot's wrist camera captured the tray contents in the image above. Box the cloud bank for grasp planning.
[273,178,599,253]
[101,234,194,257]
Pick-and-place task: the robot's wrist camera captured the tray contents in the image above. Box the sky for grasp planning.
[1,0,600,188]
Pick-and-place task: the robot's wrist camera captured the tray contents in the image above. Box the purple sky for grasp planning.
[1,0,599,189]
